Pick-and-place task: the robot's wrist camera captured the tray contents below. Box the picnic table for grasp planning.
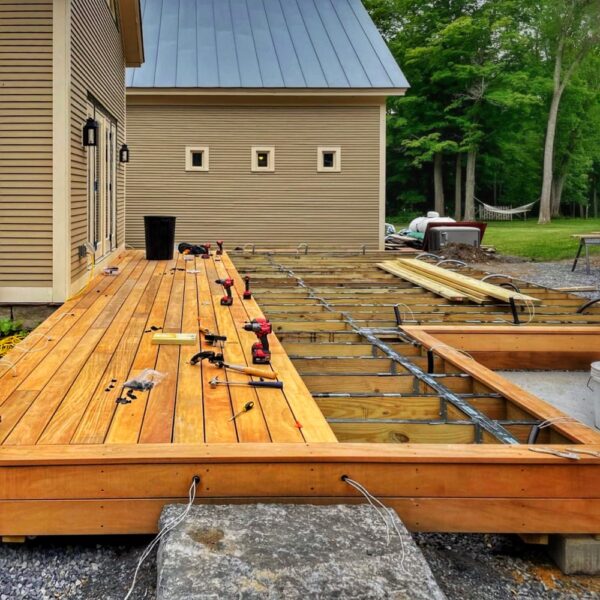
[571,233,600,275]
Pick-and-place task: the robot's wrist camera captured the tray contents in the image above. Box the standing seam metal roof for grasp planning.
[127,0,408,89]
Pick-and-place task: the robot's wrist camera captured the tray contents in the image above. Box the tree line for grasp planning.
[365,0,600,223]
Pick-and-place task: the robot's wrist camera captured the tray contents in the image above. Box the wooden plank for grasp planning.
[2,461,600,500]
[138,258,186,444]
[172,259,203,443]
[397,259,541,304]
[377,261,469,302]
[331,422,476,443]
[1,497,598,535]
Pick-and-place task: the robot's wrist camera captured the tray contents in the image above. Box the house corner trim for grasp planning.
[52,0,71,303]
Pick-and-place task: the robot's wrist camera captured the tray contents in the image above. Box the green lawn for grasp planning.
[387,217,600,261]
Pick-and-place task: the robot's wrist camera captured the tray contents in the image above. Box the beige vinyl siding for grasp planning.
[125,103,382,248]
[0,1,53,288]
[70,0,125,281]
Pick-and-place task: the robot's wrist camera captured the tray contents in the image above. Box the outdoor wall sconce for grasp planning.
[119,144,130,163]
[83,117,99,147]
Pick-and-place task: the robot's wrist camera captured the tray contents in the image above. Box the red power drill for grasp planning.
[216,240,224,255]
[243,276,252,300]
[216,278,234,305]
[201,243,211,259]
[243,318,272,364]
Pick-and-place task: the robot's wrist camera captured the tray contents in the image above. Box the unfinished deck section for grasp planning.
[1,250,600,537]
[230,251,600,446]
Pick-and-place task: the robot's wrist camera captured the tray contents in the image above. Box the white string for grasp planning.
[395,303,418,324]
[0,358,17,377]
[124,476,199,600]
[538,416,577,429]
[343,477,407,574]
[11,332,51,355]
[428,343,474,361]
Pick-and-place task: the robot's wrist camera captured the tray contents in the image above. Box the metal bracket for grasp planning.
[576,297,600,314]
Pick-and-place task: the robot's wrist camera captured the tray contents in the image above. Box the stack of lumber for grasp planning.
[377,259,541,305]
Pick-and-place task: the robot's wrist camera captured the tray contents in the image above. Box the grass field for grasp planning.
[387,217,600,261]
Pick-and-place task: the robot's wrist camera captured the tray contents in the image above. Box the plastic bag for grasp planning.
[123,369,166,391]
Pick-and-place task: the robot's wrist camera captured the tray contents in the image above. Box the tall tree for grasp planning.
[537,0,600,223]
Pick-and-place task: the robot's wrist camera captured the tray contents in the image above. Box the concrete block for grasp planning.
[548,534,600,575]
[157,503,446,600]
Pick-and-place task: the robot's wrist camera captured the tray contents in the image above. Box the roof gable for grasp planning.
[127,0,408,90]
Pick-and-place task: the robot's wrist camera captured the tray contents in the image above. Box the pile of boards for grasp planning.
[377,258,540,305]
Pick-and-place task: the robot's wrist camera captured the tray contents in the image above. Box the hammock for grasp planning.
[475,198,539,216]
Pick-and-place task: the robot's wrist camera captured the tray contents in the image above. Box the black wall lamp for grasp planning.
[83,117,99,147]
[119,144,130,163]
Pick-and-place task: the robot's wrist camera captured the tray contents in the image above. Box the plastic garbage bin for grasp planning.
[144,215,176,260]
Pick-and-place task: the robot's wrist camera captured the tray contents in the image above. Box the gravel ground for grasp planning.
[1,531,599,599]
[0,536,157,600]
[471,256,600,300]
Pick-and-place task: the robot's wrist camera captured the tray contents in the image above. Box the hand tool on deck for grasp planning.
[215,278,234,305]
[210,377,283,391]
[189,350,279,379]
[216,240,224,255]
[228,400,255,421]
[243,276,252,300]
[204,333,227,348]
[201,243,212,259]
[243,318,272,364]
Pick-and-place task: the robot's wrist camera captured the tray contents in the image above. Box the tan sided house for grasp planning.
[126,0,408,250]
[0,0,143,304]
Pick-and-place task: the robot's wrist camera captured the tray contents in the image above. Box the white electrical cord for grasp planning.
[124,476,199,600]
[342,476,407,574]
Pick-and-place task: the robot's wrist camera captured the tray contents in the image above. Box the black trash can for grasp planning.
[144,215,176,260]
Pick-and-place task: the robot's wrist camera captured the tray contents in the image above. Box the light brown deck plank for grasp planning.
[138,258,185,444]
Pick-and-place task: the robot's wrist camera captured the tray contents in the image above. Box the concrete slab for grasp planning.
[156,504,446,600]
[498,370,597,429]
[548,535,600,575]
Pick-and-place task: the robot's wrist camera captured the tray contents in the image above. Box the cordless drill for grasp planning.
[243,318,272,364]
[216,240,224,255]
[201,243,211,259]
[243,276,252,300]
[216,278,234,305]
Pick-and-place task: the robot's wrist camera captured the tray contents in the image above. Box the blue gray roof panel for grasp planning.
[127,0,408,89]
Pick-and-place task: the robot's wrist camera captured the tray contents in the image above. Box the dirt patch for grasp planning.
[437,243,500,264]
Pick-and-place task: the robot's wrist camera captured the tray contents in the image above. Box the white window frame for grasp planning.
[318,146,341,172]
[251,146,275,172]
[185,146,209,172]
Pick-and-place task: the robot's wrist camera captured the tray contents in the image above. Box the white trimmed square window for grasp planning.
[185,146,209,171]
[318,147,341,172]
[251,146,275,172]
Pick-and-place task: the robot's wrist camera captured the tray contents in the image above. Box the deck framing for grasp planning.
[1,250,599,537]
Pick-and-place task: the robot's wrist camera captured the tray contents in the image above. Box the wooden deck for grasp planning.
[1,249,599,538]
[0,251,335,448]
